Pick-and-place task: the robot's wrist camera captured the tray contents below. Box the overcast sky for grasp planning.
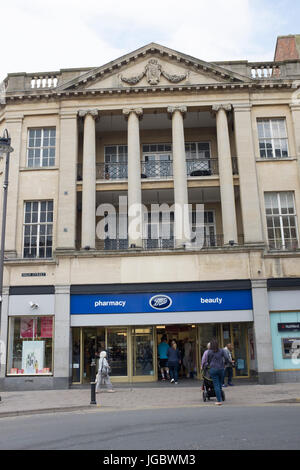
[0,0,299,82]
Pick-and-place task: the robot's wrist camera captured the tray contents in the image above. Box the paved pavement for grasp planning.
[0,379,299,418]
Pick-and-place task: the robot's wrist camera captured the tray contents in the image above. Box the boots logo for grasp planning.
[149,295,172,310]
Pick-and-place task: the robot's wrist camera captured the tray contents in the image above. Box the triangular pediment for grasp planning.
[57,43,250,92]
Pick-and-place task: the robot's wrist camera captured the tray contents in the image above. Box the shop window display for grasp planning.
[7,316,53,375]
[133,327,154,376]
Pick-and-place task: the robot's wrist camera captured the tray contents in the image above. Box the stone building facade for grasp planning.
[0,37,300,390]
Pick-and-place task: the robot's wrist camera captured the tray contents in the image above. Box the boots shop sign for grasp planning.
[70,290,253,315]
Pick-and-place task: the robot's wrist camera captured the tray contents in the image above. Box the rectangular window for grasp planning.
[23,201,53,258]
[104,145,128,179]
[185,142,211,160]
[132,327,154,376]
[264,192,298,250]
[191,210,216,246]
[107,328,128,376]
[257,118,289,158]
[142,143,172,178]
[7,316,54,375]
[27,128,56,167]
[143,211,174,249]
[185,142,212,176]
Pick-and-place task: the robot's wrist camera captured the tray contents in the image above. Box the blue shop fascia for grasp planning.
[3,278,300,389]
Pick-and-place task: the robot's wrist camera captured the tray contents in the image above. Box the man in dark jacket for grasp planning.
[167,340,181,384]
[223,343,235,387]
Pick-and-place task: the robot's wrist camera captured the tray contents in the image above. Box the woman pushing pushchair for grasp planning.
[201,339,226,405]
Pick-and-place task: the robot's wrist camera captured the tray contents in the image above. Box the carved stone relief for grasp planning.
[120,59,189,85]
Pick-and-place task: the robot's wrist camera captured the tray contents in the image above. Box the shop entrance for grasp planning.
[156,324,199,379]
[71,322,252,384]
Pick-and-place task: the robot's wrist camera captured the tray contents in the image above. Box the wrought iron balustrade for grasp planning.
[103,238,129,250]
[186,158,218,177]
[191,234,244,247]
[88,233,245,251]
[97,162,128,180]
[143,238,175,250]
[140,160,173,179]
[77,157,239,181]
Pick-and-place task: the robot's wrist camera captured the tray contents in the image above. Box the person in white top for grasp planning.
[96,351,115,393]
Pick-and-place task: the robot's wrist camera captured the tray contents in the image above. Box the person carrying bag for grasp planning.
[96,351,115,393]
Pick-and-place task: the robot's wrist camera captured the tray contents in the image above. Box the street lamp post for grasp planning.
[0,129,14,402]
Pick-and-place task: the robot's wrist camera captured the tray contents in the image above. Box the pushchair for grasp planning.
[202,367,225,402]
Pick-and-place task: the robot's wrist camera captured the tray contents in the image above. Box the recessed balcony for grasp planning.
[77,156,239,182]
[87,233,245,252]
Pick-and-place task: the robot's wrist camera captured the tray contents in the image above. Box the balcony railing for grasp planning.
[97,162,128,180]
[77,157,239,181]
[186,158,218,177]
[90,234,245,252]
[141,160,173,179]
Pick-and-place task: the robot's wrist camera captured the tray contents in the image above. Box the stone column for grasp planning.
[290,103,300,186]
[251,280,275,384]
[56,111,78,251]
[123,108,143,248]
[167,106,190,248]
[212,104,238,244]
[3,115,23,257]
[233,104,264,244]
[79,109,98,250]
[53,285,71,389]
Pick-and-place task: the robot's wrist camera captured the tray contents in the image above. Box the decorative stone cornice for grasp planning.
[122,108,143,120]
[78,108,99,119]
[2,80,297,104]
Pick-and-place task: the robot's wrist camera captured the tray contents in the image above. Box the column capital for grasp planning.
[211,103,232,114]
[122,108,143,120]
[78,109,99,119]
[167,105,187,118]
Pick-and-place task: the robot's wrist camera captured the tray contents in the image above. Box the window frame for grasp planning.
[264,191,299,250]
[27,127,56,168]
[23,200,54,259]
[142,143,172,162]
[191,209,217,246]
[257,118,289,159]
[185,141,211,160]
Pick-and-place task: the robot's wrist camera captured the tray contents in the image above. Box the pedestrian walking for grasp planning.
[95,351,115,393]
[205,338,226,406]
[223,343,235,387]
[201,342,211,370]
[158,335,170,381]
[167,339,181,384]
[183,338,192,378]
